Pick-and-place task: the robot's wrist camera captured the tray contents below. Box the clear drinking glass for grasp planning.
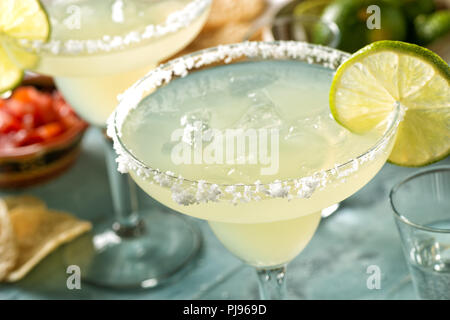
[390,166,450,300]
[25,0,212,289]
[108,41,403,299]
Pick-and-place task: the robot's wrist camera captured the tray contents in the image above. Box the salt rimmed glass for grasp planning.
[20,0,212,289]
[108,41,402,299]
[29,0,211,57]
[31,0,211,125]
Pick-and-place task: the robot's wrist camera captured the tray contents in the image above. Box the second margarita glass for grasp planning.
[26,0,212,288]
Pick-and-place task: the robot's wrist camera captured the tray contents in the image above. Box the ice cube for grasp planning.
[233,90,283,130]
[179,108,212,146]
[284,115,323,141]
[228,71,277,97]
[283,113,347,144]
[180,108,211,127]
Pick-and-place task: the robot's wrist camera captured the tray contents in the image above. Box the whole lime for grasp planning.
[414,10,450,45]
[317,0,407,52]
[397,0,435,22]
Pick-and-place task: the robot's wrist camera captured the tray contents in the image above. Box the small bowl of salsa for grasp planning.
[0,76,88,188]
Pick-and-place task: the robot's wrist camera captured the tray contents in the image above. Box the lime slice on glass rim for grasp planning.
[0,0,50,93]
[330,40,450,167]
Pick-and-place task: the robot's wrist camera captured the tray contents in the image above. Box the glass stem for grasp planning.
[102,129,145,237]
[256,265,287,300]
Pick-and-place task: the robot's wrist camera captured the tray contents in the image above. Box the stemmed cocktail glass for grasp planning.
[24,0,212,288]
[108,41,402,298]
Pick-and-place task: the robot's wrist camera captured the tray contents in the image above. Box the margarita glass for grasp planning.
[109,41,402,299]
[22,0,212,288]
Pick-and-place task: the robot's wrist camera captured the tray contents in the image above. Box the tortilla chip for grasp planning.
[3,195,46,212]
[164,0,265,62]
[0,200,18,281]
[195,22,254,47]
[204,0,266,30]
[172,22,256,60]
[3,205,91,282]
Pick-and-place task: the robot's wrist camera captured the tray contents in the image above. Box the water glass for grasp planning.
[390,166,450,299]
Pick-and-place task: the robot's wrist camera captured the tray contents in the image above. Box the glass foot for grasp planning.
[62,207,201,289]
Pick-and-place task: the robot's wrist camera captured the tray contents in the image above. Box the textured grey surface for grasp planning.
[0,128,448,300]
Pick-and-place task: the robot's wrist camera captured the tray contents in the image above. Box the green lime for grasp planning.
[330,41,450,166]
[399,0,435,22]
[320,0,407,52]
[415,11,450,45]
[0,0,50,93]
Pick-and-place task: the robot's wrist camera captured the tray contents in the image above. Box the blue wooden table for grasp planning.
[1,128,448,300]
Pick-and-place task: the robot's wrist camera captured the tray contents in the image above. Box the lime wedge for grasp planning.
[0,46,23,93]
[0,0,50,93]
[330,40,450,167]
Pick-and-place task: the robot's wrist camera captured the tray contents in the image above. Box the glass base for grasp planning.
[62,207,201,289]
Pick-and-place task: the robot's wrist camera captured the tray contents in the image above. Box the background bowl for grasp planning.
[0,75,88,189]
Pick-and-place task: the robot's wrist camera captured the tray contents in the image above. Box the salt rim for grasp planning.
[20,0,210,55]
[107,41,403,206]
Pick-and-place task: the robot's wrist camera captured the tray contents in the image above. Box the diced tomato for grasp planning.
[53,92,73,115]
[11,129,41,147]
[11,86,40,104]
[0,86,84,151]
[35,122,64,141]
[35,97,58,125]
[60,113,80,129]
[53,92,79,129]
[10,87,56,125]
[21,113,36,130]
[11,129,29,146]
[19,130,44,146]
[0,109,21,133]
[5,99,36,120]
[34,91,53,109]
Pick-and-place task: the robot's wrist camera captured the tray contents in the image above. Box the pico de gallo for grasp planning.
[0,86,86,151]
